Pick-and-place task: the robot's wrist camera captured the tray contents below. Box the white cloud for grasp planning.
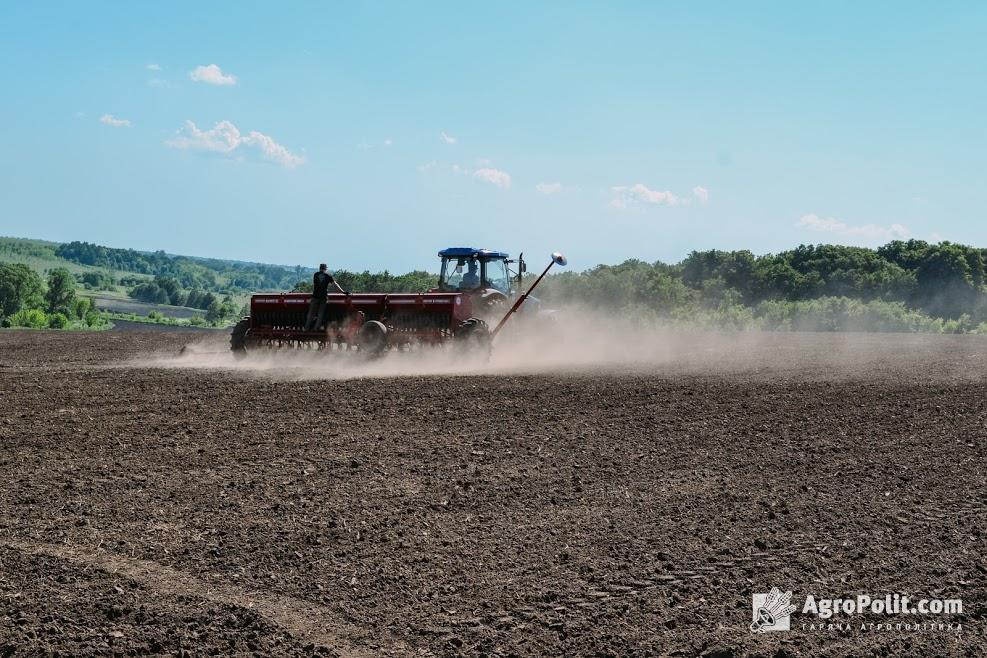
[189,64,237,86]
[166,120,304,168]
[610,183,680,209]
[417,162,511,189]
[693,186,709,204]
[535,182,562,195]
[440,131,456,144]
[473,167,511,188]
[100,114,131,127]
[146,63,161,71]
[797,214,909,241]
[383,138,392,146]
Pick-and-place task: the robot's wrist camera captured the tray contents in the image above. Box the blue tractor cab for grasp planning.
[437,247,523,296]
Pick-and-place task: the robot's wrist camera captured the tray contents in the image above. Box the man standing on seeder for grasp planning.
[304,263,347,331]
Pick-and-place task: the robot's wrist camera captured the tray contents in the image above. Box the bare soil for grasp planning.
[0,329,984,656]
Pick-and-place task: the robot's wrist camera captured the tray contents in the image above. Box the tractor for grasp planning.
[230,248,566,357]
[432,248,527,320]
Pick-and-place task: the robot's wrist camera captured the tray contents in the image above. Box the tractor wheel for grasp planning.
[230,318,250,359]
[479,291,508,323]
[357,320,388,355]
[455,318,492,360]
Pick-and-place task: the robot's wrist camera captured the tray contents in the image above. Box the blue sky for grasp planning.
[1,2,985,272]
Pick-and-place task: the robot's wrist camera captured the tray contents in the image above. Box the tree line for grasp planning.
[55,241,305,293]
[128,275,240,322]
[55,240,441,297]
[0,264,102,328]
[534,240,987,332]
[9,238,987,333]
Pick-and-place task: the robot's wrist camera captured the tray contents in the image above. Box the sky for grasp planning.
[0,2,985,273]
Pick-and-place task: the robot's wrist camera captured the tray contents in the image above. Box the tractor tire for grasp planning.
[455,318,492,360]
[479,290,508,323]
[358,320,388,355]
[230,318,250,359]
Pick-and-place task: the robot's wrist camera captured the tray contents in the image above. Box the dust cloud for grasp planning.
[133,308,987,382]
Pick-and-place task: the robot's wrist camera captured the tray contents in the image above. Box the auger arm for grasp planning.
[490,251,567,338]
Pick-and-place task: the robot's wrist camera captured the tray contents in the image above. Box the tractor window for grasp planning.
[483,259,511,294]
[439,256,481,291]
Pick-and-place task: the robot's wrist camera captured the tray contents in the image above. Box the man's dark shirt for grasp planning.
[313,271,335,299]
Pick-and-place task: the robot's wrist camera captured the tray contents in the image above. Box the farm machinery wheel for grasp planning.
[455,318,491,360]
[478,289,508,322]
[357,320,388,356]
[230,318,250,359]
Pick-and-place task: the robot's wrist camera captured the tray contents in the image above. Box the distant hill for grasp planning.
[0,236,311,293]
[50,239,307,291]
[0,236,436,298]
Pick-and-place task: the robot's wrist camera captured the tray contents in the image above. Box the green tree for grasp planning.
[153,276,183,305]
[205,300,224,323]
[199,291,217,309]
[217,295,238,320]
[681,250,756,301]
[47,312,69,329]
[750,258,805,301]
[913,243,979,318]
[73,297,92,319]
[79,270,114,289]
[10,308,48,328]
[878,239,931,271]
[185,289,204,308]
[0,263,45,318]
[779,244,915,301]
[130,282,170,304]
[84,309,105,327]
[184,289,218,309]
[45,268,76,315]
